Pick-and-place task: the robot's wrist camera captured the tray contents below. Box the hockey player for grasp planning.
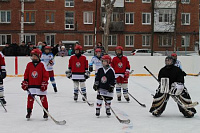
[171,53,182,69]
[66,45,89,102]
[111,46,130,102]
[149,56,196,118]
[93,55,115,116]
[21,49,49,119]
[0,52,7,105]
[41,46,58,92]
[89,48,103,74]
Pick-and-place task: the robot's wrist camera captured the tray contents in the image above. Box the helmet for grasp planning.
[171,53,177,57]
[115,46,123,51]
[74,45,83,51]
[95,48,102,53]
[31,49,42,58]
[102,55,112,64]
[44,46,51,49]
[165,56,174,66]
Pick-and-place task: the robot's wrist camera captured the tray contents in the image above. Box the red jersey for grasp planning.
[0,52,6,70]
[24,61,49,88]
[111,56,130,78]
[68,55,88,73]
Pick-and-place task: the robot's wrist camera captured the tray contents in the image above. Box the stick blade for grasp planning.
[55,120,66,125]
[141,104,146,108]
[89,103,94,107]
[120,119,131,124]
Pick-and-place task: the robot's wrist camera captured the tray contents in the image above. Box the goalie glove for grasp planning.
[65,70,72,79]
[108,85,114,93]
[93,81,99,91]
[41,81,48,92]
[21,80,28,91]
[89,65,93,72]
[84,70,90,79]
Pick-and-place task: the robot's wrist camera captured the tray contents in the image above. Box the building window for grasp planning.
[181,35,190,47]
[125,0,134,2]
[84,34,93,46]
[142,0,151,3]
[46,11,55,23]
[111,12,120,22]
[181,13,190,25]
[158,35,172,46]
[142,13,151,25]
[181,0,190,4]
[45,34,55,46]
[23,34,36,44]
[83,0,93,2]
[0,34,11,46]
[0,11,11,23]
[65,0,74,7]
[125,12,134,24]
[65,11,74,30]
[159,9,175,23]
[142,35,151,46]
[20,0,35,2]
[24,11,35,23]
[84,12,93,24]
[125,35,134,47]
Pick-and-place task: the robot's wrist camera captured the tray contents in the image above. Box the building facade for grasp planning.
[0,0,199,51]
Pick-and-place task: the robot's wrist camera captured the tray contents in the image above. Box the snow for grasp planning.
[1,76,200,133]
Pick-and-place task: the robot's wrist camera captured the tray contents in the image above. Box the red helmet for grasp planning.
[115,46,123,51]
[31,49,42,58]
[102,55,112,64]
[171,53,177,57]
[74,45,83,51]
[44,46,51,49]
[95,48,102,53]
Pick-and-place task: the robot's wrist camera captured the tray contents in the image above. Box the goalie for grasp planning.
[149,56,196,118]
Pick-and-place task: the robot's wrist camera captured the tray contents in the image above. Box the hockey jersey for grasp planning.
[68,54,88,79]
[0,52,5,70]
[111,56,130,78]
[41,53,54,71]
[174,60,182,70]
[89,56,102,73]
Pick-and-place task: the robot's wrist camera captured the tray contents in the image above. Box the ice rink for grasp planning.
[1,76,200,133]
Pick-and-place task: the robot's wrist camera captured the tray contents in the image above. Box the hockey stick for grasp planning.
[101,95,130,124]
[143,66,198,109]
[0,101,7,112]
[27,90,66,125]
[77,87,94,107]
[127,92,146,107]
[186,73,200,76]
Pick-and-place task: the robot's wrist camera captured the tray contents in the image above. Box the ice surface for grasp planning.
[1,76,200,133]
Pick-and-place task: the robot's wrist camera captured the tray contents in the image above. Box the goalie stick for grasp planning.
[186,73,200,77]
[77,87,94,107]
[0,101,7,112]
[143,66,198,109]
[27,90,66,125]
[101,95,130,124]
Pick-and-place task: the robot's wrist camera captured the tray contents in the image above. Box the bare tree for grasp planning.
[102,0,116,53]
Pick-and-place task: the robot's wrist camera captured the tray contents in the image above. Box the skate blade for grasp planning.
[44,118,48,121]
[27,118,30,121]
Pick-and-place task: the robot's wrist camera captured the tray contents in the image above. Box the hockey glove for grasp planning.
[108,85,114,93]
[124,71,130,79]
[41,81,48,92]
[0,69,6,79]
[93,81,99,91]
[21,80,28,91]
[89,65,93,72]
[84,70,90,79]
[65,70,72,79]
[49,60,54,65]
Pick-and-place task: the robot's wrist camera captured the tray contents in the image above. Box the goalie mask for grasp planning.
[165,56,174,66]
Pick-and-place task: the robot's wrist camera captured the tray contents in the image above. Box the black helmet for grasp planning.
[165,56,174,66]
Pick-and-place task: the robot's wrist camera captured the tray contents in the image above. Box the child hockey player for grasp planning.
[89,48,103,74]
[111,46,130,102]
[0,52,6,105]
[21,49,49,119]
[41,46,58,92]
[93,55,115,116]
[66,45,90,102]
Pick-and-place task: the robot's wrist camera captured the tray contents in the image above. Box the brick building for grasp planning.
[0,0,199,52]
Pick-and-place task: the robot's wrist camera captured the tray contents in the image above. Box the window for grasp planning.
[125,35,134,47]
[20,0,35,2]
[65,0,74,7]
[158,35,172,46]
[84,34,93,46]
[158,9,175,23]
[65,11,74,30]
[45,34,55,46]
[142,13,151,25]
[83,0,93,2]
[102,35,117,46]
[125,13,134,24]
[142,35,151,46]
[24,34,36,44]
[142,0,151,3]
[0,34,11,46]
[46,11,55,23]
[0,11,11,23]
[46,0,55,1]
[181,13,190,25]
[181,35,190,47]
[181,0,190,4]
[84,12,93,24]
[111,12,120,22]
[24,11,35,23]
[125,0,134,2]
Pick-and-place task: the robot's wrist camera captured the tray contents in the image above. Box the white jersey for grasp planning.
[41,53,54,71]
[89,56,102,73]
[174,60,182,70]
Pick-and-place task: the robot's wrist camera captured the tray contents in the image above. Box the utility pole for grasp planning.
[151,0,155,56]
[173,0,180,52]
[20,0,24,45]
[94,0,98,47]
